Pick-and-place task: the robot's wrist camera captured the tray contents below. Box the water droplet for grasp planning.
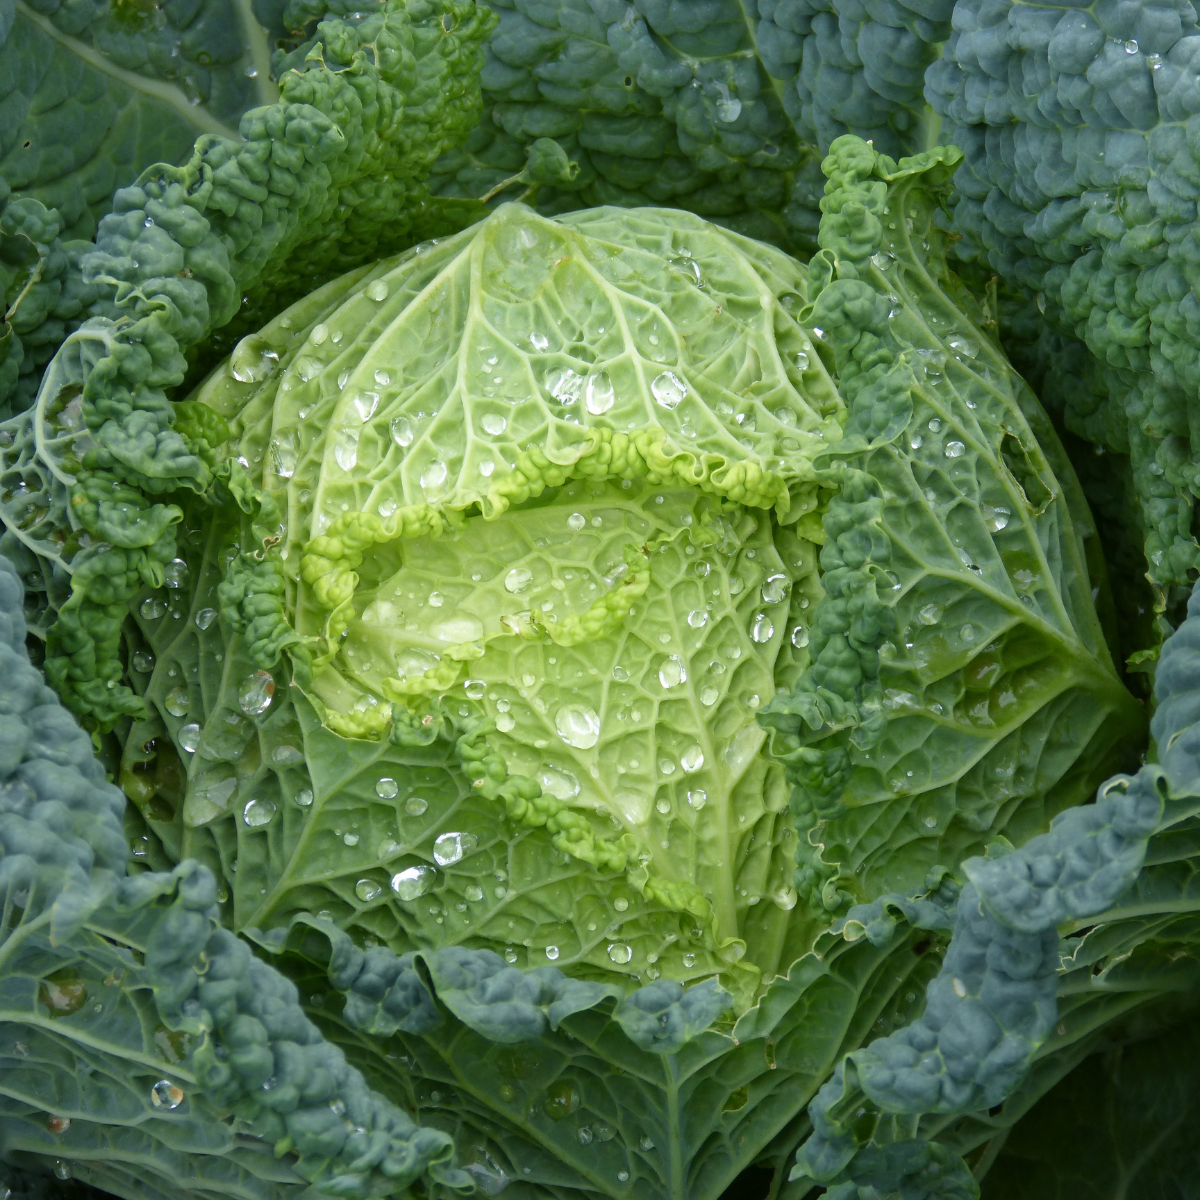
[164,687,189,717]
[984,505,1011,532]
[391,865,437,900]
[761,574,788,604]
[945,440,965,458]
[578,1127,594,1145]
[545,366,584,405]
[612,664,630,682]
[682,952,696,968]
[928,418,942,433]
[131,650,154,673]
[428,590,444,608]
[420,461,448,493]
[700,686,719,706]
[405,796,428,815]
[482,413,507,436]
[545,945,560,960]
[659,757,676,776]
[960,623,976,643]
[243,798,276,827]
[151,1080,184,1110]
[567,512,585,531]
[751,613,775,643]
[681,745,704,773]
[617,1170,630,1183]
[465,884,484,903]
[433,831,477,866]
[239,670,275,716]
[917,603,942,626]
[555,704,601,749]
[371,367,391,387]
[530,332,549,351]
[585,371,615,414]
[910,433,923,450]
[687,609,708,628]
[296,788,314,807]
[230,338,280,382]
[163,558,189,589]
[871,251,895,270]
[178,722,201,752]
[140,596,166,620]
[194,607,217,631]
[355,878,383,902]
[651,371,687,410]
[687,789,707,809]
[334,426,359,470]
[540,765,580,799]
[608,943,632,964]
[505,566,532,593]
[791,625,810,648]
[376,777,399,799]
[53,1162,71,1182]
[366,279,389,301]
[1124,37,1138,52]
[391,417,414,447]
[496,712,516,733]
[658,655,686,688]
[350,390,379,422]
[716,93,742,122]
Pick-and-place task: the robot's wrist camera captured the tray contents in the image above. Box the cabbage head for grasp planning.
[123,203,845,1000]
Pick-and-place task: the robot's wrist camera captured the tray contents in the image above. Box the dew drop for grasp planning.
[681,745,704,773]
[917,603,942,625]
[178,722,201,752]
[163,558,189,589]
[496,712,516,733]
[658,655,687,689]
[945,440,966,458]
[132,650,155,673]
[366,279,389,301]
[687,789,707,810]
[651,371,687,410]
[334,426,360,470]
[567,512,585,531]
[687,609,708,628]
[700,686,719,706]
[530,332,549,351]
[194,607,217,631]
[356,878,383,902]
[420,460,448,492]
[239,670,275,716]
[505,566,532,593]
[555,704,601,749]
[751,613,775,643]
[376,777,399,799]
[761,574,788,604]
[791,625,810,648]
[984,504,1011,532]
[608,943,632,964]
[391,417,414,447]
[682,952,696,968]
[151,1080,184,1110]
[794,349,809,370]
[482,413,507,436]
[539,765,580,799]
[296,788,314,807]
[585,370,615,414]
[405,796,428,815]
[374,368,391,386]
[1124,37,1138,52]
[433,831,477,866]
[140,597,166,620]
[243,798,276,827]
[164,687,189,717]
[391,865,437,900]
[544,945,560,960]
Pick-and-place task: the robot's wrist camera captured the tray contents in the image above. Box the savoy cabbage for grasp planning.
[1,0,1199,1198]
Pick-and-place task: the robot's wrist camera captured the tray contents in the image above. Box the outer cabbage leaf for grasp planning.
[0,0,497,730]
[979,1017,1200,1200]
[760,136,1144,918]
[120,203,846,1000]
[0,553,469,1199]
